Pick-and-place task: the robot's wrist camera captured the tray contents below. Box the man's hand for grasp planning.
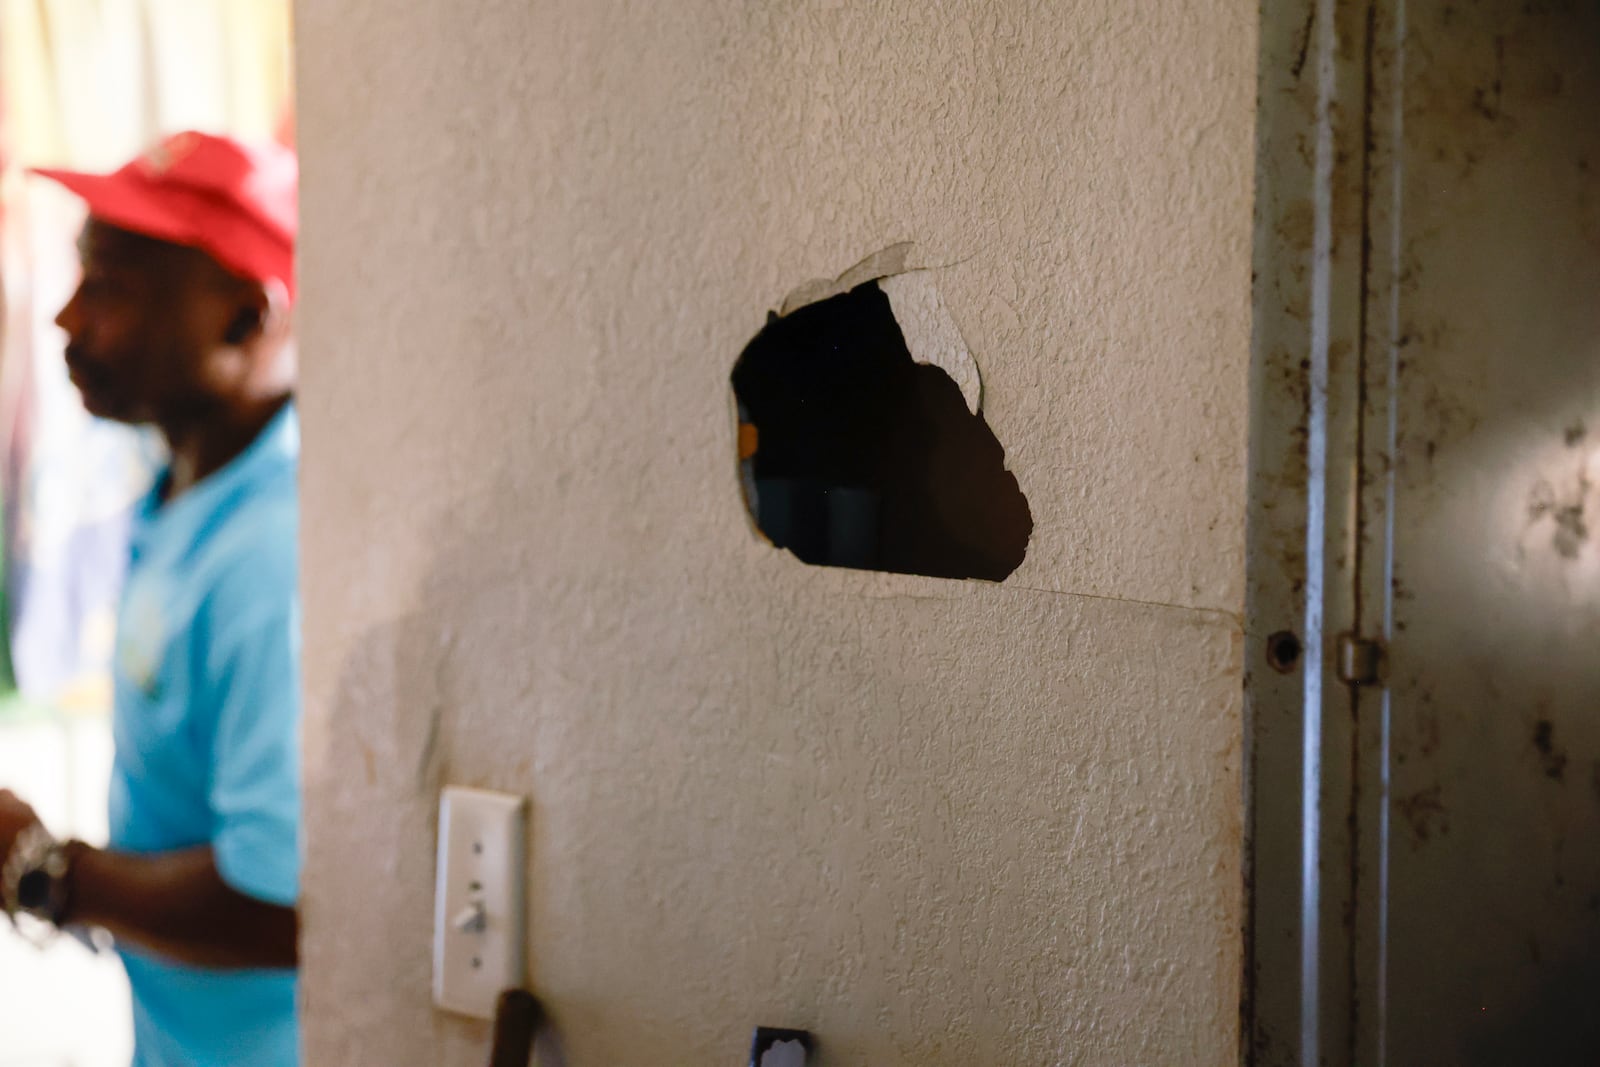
[0,793,296,967]
[0,789,43,864]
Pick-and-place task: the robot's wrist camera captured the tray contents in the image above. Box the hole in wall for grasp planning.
[730,275,1032,581]
[1266,630,1303,673]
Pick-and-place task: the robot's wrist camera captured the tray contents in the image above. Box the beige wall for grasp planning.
[294,2,1255,1063]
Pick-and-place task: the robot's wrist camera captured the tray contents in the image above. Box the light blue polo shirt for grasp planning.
[108,403,300,1067]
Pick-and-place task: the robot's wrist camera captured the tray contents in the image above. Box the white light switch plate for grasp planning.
[433,786,527,1018]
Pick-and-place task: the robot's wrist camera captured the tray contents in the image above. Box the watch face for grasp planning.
[16,868,51,911]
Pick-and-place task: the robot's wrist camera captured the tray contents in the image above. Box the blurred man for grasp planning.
[0,131,301,1067]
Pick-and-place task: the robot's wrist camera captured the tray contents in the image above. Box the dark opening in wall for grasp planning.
[731,280,1032,581]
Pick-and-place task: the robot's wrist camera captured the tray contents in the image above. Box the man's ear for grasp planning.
[223,307,262,346]
[222,279,289,346]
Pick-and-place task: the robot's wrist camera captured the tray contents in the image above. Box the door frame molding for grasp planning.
[1245,0,1403,1063]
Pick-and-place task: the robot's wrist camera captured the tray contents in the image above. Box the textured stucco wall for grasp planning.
[294,2,1255,1063]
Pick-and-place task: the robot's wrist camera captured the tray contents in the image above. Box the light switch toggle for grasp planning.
[452,898,488,935]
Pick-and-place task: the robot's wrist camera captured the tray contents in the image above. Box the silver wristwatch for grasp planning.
[2,825,73,937]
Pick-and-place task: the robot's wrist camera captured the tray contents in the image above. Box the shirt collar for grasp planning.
[135,402,298,533]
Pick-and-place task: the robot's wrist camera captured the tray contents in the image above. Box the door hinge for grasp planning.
[1337,633,1387,687]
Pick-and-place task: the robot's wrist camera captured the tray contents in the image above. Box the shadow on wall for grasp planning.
[311,529,578,1064]
[730,280,1032,582]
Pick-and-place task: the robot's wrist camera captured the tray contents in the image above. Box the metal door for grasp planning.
[1249,1,1600,1063]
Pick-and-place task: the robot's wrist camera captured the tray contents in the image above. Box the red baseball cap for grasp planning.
[31,131,298,300]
